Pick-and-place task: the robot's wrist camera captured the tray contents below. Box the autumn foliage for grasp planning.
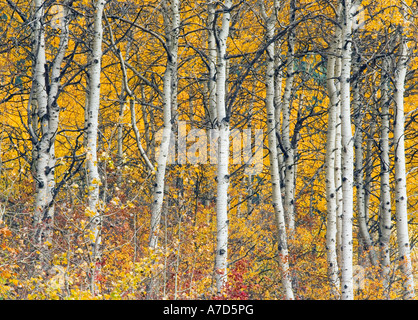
[1,0,418,300]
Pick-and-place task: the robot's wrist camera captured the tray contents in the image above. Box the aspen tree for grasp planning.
[31,0,49,235]
[31,0,71,271]
[149,0,180,250]
[325,10,341,297]
[259,0,294,300]
[31,0,49,253]
[379,57,391,294]
[208,1,217,127]
[339,0,361,300]
[214,0,232,294]
[281,0,296,233]
[274,38,285,188]
[334,20,344,271]
[85,0,106,294]
[393,3,415,299]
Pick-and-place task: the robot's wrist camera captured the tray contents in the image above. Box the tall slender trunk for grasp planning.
[85,0,106,295]
[207,1,217,127]
[32,0,49,237]
[149,0,180,250]
[259,0,294,300]
[340,0,358,300]
[214,0,232,294]
[282,0,296,233]
[274,40,285,188]
[393,16,415,299]
[379,57,391,295]
[32,0,70,272]
[325,19,341,298]
[334,24,343,271]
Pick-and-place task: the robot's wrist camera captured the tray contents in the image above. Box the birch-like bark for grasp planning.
[214,0,232,294]
[325,22,340,298]
[393,13,415,299]
[379,57,391,293]
[85,0,105,294]
[149,0,179,250]
[340,0,359,300]
[282,0,296,232]
[259,0,294,300]
[41,4,70,245]
[32,0,49,235]
[207,1,217,127]
[32,1,70,271]
[274,39,285,187]
[334,37,343,270]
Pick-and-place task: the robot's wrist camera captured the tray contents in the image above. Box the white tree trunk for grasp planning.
[149,0,180,250]
[32,0,49,234]
[207,1,217,127]
[32,1,69,271]
[325,24,340,298]
[340,0,358,300]
[214,0,232,294]
[334,24,343,271]
[393,19,415,299]
[85,0,105,294]
[274,40,285,188]
[282,0,296,233]
[379,57,391,294]
[42,4,70,242]
[259,0,294,300]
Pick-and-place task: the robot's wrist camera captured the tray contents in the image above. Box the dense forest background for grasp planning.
[1,0,418,300]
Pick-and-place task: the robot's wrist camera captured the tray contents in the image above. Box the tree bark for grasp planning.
[85,0,106,295]
[31,0,70,272]
[207,1,217,128]
[259,0,294,300]
[340,0,359,300]
[378,57,391,295]
[334,22,343,272]
[393,14,415,299]
[149,0,180,250]
[214,0,232,294]
[325,18,341,298]
[281,0,296,233]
